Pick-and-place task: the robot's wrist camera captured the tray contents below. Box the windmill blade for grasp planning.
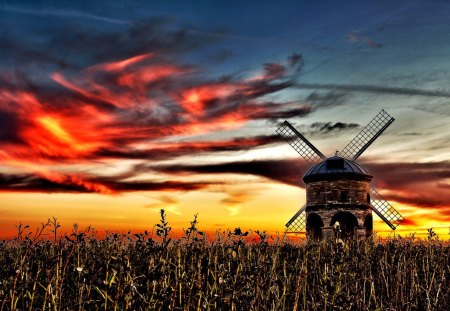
[285,204,306,233]
[339,109,395,161]
[370,187,404,230]
[276,121,326,165]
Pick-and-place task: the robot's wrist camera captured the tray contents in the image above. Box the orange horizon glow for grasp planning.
[0,185,448,240]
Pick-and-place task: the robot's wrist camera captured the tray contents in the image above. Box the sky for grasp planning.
[0,0,449,239]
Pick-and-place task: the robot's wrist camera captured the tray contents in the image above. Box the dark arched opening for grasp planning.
[331,211,358,239]
[364,214,373,237]
[307,213,324,240]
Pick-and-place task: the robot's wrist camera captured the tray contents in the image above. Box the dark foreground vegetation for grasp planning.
[0,212,449,310]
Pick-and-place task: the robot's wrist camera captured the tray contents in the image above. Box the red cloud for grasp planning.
[0,43,305,193]
[398,218,418,226]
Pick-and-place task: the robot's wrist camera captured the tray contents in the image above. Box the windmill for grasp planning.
[276,109,404,238]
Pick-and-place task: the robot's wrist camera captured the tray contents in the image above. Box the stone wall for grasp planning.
[306,179,370,206]
[305,177,372,237]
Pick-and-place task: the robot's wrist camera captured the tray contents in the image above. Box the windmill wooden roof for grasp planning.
[303,156,372,182]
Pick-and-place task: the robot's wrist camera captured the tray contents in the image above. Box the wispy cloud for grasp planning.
[152,159,308,187]
[347,31,382,48]
[307,122,360,135]
[295,83,450,99]
[152,159,450,212]
[220,191,255,216]
[1,5,130,25]
[0,173,213,194]
[145,195,181,215]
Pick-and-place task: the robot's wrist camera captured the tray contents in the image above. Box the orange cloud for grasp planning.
[0,50,303,193]
[90,53,155,72]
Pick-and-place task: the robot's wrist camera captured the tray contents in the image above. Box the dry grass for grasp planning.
[0,211,449,310]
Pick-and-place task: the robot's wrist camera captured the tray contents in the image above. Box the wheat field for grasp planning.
[0,212,449,310]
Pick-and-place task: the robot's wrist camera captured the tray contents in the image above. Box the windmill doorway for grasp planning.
[306,213,324,240]
[331,212,358,239]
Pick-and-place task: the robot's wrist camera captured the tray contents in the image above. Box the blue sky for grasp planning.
[3,0,450,86]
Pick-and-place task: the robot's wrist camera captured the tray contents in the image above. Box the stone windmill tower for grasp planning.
[276,110,404,239]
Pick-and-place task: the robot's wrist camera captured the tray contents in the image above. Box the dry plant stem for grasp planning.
[0,217,449,310]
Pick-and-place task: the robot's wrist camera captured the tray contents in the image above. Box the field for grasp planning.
[0,212,449,310]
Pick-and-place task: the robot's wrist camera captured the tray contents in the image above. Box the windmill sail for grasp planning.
[370,187,404,230]
[276,110,405,234]
[285,204,307,233]
[339,109,394,161]
[276,121,326,165]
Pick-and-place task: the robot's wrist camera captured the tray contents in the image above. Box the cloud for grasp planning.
[0,17,217,72]
[94,134,283,161]
[1,5,130,25]
[0,17,309,193]
[304,91,348,108]
[0,173,213,194]
[368,161,450,212]
[145,195,181,215]
[295,83,450,99]
[0,110,24,144]
[226,205,240,216]
[308,122,360,134]
[398,132,423,136]
[152,159,450,211]
[221,192,251,205]
[251,102,312,122]
[437,183,450,189]
[153,159,308,187]
[347,31,383,48]
[398,218,418,226]
[220,190,256,216]
[366,162,450,189]
[381,191,448,209]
